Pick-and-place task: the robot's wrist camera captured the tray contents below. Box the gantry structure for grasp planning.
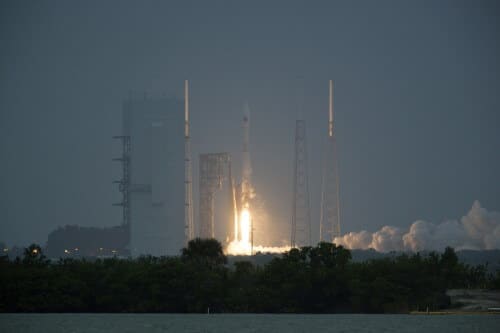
[199,153,235,239]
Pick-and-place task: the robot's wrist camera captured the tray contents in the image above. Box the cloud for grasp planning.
[372,226,404,252]
[334,201,500,252]
[334,231,372,250]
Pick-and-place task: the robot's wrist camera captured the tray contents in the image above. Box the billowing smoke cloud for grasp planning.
[334,201,500,252]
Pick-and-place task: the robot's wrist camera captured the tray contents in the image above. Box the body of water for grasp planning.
[1,313,499,332]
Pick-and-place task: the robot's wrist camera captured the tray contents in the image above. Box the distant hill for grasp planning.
[45,224,129,258]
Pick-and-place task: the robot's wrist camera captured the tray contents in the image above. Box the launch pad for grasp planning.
[113,80,340,256]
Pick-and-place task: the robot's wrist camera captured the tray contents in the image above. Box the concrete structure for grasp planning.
[121,97,184,256]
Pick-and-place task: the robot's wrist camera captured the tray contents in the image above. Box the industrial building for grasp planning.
[45,225,129,258]
[114,96,185,256]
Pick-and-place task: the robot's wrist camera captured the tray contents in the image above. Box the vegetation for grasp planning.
[0,239,498,313]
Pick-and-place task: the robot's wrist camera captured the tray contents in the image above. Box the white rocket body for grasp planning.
[242,103,252,186]
[240,103,253,210]
[235,103,253,243]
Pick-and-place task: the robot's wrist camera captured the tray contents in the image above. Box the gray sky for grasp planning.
[1,0,499,247]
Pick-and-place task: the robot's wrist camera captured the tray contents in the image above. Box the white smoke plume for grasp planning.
[334,201,500,252]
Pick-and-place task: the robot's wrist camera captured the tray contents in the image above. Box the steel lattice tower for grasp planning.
[320,80,341,242]
[291,119,312,248]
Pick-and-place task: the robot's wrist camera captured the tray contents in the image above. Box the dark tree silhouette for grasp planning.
[181,238,227,267]
[0,242,497,313]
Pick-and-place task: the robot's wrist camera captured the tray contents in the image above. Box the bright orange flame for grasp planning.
[240,208,251,244]
[227,207,252,255]
[226,206,290,255]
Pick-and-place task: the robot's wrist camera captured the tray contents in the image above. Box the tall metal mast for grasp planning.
[184,80,194,244]
[320,80,341,242]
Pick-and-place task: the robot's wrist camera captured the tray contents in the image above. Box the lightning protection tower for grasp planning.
[184,80,194,244]
[291,119,312,248]
[320,80,341,242]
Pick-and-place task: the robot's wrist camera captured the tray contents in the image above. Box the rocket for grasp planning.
[242,103,252,183]
[240,103,253,205]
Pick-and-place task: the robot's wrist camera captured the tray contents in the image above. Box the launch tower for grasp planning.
[291,119,312,248]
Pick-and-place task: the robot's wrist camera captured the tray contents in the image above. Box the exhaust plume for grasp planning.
[334,201,500,252]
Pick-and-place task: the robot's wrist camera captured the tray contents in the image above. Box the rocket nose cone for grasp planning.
[243,103,250,123]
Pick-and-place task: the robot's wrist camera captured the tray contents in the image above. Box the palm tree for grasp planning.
[22,244,47,264]
[181,238,227,267]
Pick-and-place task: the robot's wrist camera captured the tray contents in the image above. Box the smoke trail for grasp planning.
[334,201,500,252]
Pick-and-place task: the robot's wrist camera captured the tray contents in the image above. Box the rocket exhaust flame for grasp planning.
[240,208,251,244]
[227,208,252,255]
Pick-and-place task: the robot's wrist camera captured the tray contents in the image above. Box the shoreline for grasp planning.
[410,310,500,315]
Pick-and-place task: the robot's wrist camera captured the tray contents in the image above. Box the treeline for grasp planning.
[1,239,499,313]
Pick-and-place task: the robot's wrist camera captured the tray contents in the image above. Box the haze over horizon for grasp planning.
[1,0,499,249]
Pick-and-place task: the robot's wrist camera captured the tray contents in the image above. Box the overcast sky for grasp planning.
[1,0,498,247]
